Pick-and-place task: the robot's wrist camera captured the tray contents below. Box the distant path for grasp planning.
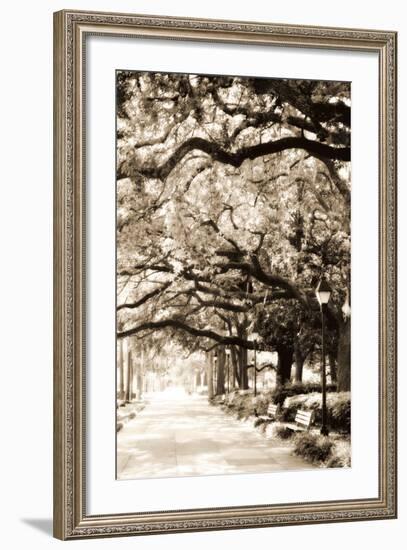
[117,388,315,479]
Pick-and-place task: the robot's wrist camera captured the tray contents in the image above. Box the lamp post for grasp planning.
[315,277,332,436]
[250,332,260,397]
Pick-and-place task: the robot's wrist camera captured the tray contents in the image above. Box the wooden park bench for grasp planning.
[255,402,279,422]
[285,409,314,432]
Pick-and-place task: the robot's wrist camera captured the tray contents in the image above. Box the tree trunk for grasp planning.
[133,347,138,397]
[195,370,201,389]
[126,347,133,402]
[136,374,142,398]
[231,346,240,388]
[229,353,235,389]
[328,352,337,384]
[118,338,125,399]
[294,341,305,382]
[236,324,249,390]
[206,351,214,399]
[337,319,351,391]
[216,346,226,395]
[293,343,304,383]
[276,346,293,387]
[137,348,144,399]
[239,347,249,390]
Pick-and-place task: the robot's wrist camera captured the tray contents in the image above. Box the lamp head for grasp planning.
[316,277,332,306]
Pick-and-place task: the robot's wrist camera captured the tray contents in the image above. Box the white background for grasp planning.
[0,0,404,548]
[87,36,378,514]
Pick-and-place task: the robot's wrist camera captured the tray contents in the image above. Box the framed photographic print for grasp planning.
[53,9,397,540]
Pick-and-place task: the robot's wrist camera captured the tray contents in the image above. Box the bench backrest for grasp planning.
[267,403,279,417]
[294,409,313,429]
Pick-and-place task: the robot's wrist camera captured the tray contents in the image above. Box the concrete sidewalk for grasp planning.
[117,389,315,480]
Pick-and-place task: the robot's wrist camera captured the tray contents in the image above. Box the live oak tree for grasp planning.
[116,71,351,391]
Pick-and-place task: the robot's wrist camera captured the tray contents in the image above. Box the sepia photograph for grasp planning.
[115,70,351,480]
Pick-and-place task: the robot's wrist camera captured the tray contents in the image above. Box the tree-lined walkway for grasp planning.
[117,388,315,479]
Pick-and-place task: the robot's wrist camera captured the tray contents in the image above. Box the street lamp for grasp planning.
[250,332,260,397]
[315,277,332,436]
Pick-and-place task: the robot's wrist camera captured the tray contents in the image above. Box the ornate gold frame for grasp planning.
[53,9,397,540]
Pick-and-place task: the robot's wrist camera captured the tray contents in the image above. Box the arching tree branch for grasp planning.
[119,136,350,181]
[117,282,172,311]
[118,318,257,349]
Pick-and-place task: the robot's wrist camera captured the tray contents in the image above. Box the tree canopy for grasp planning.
[116,71,351,391]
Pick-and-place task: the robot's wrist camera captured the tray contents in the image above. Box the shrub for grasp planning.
[326,455,346,468]
[252,396,271,416]
[280,391,351,433]
[279,393,320,421]
[329,394,351,433]
[254,417,272,429]
[220,391,271,420]
[253,418,275,434]
[212,388,350,434]
[326,439,351,468]
[272,424,294,439]
[293,432,334,463]
[270,381,337,406]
